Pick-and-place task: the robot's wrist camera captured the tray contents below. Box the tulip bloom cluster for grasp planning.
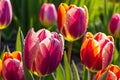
[80,32,114,72]
[39,3,57,27]
[0,51,24,80]
[108,13,120,38]
[58,3,88,42]
[96,65,120,80]
[0,0,12,30]
[24,28,64,76]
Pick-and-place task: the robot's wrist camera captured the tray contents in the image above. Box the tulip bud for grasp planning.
[95,64,120,80]
[108,13,120,38]
[24,28,64,76]
[1,51,25,80]
[39,3,57,27]
[58,3,88,42]
[80,32,114,72]
[0,0,12,30]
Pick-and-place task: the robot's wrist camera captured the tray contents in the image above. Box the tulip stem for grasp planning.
[67,42,73,64]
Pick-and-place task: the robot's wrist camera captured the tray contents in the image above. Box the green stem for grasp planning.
[82,67,89,80]
[67,42,73,64]
[104,0,107,33]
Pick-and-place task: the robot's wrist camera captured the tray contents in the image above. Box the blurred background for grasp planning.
[1,0,120,53]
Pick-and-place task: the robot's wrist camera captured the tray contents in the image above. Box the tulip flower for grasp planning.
[39,3,57,27]
[108,13,120,38]
[80,32,114,72]
[1,51,25,80]
[95,64,120,80]
[24,28,64,76]
[0,0,12,30]
[58,3,88,42]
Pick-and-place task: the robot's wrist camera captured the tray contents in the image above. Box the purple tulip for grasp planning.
[39,3,57,27]
[24,28,64,76]
[0,0,12,30]
[108,13,120,38]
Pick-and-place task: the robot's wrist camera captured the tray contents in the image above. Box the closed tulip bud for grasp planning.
[80,32,114,72]
[1,51,25,80]
[24,28,64,76]
[39,3,57,27]
[58,3,88,42]
[108,13,120,38]
[96,64,120,80]
[0,0,12,30]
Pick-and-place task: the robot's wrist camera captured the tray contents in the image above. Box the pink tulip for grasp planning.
[39,3,57,27]
[0,0,12,30]
[58,3,88,42]
[24,28,64,76]
[108,13,120,38]
[1,51,25,80]
[80,32,114,72]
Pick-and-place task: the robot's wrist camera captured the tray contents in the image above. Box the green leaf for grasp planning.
[41,73,55,80]
[72,61,80,80]
[16,27,22,52]
[56,64,65,80]
[64,52,72,80]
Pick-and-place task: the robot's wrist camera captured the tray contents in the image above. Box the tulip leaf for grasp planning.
[72,60,80,80]
[64,52,73,80]
[16,27,23,52]
[56,64,65,80]
[41,73,55,80]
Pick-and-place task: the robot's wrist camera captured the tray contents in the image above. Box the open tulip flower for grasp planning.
[24,28,64,76]
[58,3,88,42]
[96,64,120,80]
[39,3,57,27]
[108,13,120,38]
[80,32,114,72]
[1,51,25,80]
[0,0,12,30]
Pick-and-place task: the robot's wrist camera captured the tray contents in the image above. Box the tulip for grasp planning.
[58,3,88,42]
[95,64,120,80]
[24,28,64,76]
[1,51,25,80]
[80,32,114,72]
[108,13,120,38]
[39,3,57,27]
[0,0,12,30]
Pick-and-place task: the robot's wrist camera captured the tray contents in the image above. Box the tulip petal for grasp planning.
[58,3,69,36]
[80,38,100,70]
[37,29,51,42]
[102,42,114,69]
[24,28,39,70]
[35,38,50,75]
[65,7,86,41]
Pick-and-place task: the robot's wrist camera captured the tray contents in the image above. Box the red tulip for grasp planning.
[39,3,57,27]
[58,3,88,42]
[1,51,24,80]
[108,13,120,38]
[80,32,114,72]
[0,0,12,30]
[24,28,64,76]
[96,64,120,80]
